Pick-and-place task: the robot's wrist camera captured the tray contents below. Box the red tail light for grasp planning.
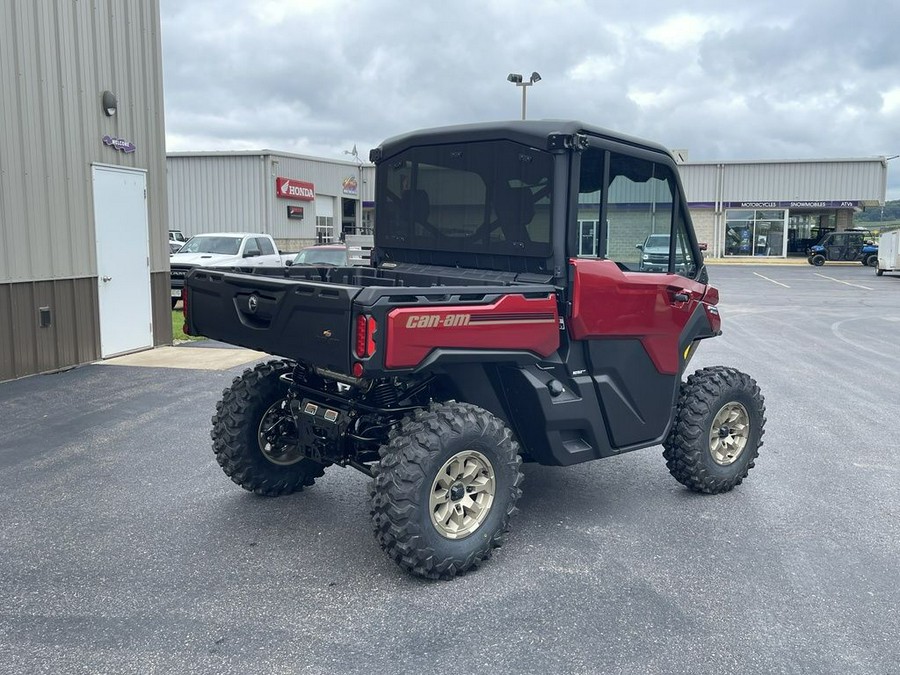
[355,314,377,358]
[366,316,377,357]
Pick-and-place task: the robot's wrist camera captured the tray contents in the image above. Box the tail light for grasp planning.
[355,314,377,358]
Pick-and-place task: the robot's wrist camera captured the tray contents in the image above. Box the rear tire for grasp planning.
[663,366,765,494]
[866,254,878,268]
[370,402,523,580]
[811,254,825,266]
[876,268,884,276]
[211,359,325,496]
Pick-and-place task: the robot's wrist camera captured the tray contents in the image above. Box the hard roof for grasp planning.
[375,120,673,160]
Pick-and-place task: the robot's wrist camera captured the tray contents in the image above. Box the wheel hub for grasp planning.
[708,402,750,466]
[429,450,496,540]
[257,399,303,466]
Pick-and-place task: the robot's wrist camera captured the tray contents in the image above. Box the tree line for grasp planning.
[854,199,900,223]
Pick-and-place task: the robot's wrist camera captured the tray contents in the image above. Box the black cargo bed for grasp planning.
[186,269,359,373]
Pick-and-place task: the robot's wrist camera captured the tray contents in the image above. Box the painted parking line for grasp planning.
[813,273,873,290]
[752,272,790,288]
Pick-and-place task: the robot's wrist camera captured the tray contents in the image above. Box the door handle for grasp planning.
[101,276,112,282]
[667,286,690,303]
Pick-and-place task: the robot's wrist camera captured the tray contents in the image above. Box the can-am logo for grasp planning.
[276,177,315,201]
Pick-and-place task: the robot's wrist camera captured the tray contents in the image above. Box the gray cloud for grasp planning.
[160,0,900,197]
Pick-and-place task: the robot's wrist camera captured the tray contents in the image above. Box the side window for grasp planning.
[607,153,675,273]
[257,237,276,256]
[576,148,604,257]
[673,208,698,278]
[244,238,261,256]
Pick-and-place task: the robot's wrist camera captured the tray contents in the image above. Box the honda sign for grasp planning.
[276,177,315,201]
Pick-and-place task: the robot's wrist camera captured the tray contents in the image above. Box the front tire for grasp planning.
[211,360,325,496]
[663,366,765,494]
[370,402,523,580]
[811,254,825,266]
[876,268,884,276]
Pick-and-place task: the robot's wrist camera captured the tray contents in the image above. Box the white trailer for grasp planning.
[876,230,900,277]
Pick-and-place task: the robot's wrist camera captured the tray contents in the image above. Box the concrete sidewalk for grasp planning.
[98,344,267,371]
[706,256,807,265]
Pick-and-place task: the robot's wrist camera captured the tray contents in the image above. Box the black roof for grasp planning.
[373,120,673,162]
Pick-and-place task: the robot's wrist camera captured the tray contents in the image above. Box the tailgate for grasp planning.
[185,269,359,373]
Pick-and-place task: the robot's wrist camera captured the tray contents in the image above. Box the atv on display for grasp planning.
[184,121,766,580]
[806,229,878,267]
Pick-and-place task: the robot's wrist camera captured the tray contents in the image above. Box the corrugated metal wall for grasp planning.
[680,160,886,203]
[268,155,372,240]
[0,0,169,380]
[0,279,100,382]
[166,155,267,236]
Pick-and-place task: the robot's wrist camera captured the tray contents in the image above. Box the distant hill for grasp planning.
[855,199,900,223]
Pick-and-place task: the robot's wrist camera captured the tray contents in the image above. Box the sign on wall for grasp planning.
[276,177,315,201]
[287,205,304,220]
[102,135,136,153]
[342,176,359,196]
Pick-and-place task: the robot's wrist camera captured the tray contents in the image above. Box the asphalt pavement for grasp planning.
[1,263,898,674]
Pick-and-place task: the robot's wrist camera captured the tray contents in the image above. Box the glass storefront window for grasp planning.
[724,209,786,256]
[787,213,834,254]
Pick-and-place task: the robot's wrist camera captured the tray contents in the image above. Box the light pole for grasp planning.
[507,71,541,120]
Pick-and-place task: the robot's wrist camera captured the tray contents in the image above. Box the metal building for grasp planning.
[678,158,887,258]
[0,0,170,382]
[167,152,375,251]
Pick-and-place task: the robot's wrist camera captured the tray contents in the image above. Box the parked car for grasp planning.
[287,244,350,267]
[806,230,878,267]
[636,233,671,272]
[635,233,693,273]
[169,232,287,308]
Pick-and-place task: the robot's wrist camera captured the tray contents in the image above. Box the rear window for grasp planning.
[375,140,553,258]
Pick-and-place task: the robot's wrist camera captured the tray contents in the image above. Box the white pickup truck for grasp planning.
[169,232,291,307]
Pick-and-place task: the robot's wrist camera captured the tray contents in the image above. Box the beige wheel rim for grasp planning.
[429,450,496,540]
[709,402,750,466]
[257,399,303,465]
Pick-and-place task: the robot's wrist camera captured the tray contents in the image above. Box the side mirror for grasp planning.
[698,242,708,251]
[635,243,643,250]
[284,259,293,267]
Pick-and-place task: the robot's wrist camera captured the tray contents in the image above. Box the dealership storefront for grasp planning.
[717,200,863,258]
[679,159,887,258]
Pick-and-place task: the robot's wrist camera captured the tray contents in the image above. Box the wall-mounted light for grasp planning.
[102,90,117,117]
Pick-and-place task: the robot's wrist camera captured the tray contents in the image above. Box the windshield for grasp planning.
[292,247,347,266]
[375,140,553,258]
[644,234,670,250]
[179,236,241,255]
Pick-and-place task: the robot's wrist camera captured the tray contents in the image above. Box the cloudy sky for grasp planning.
[160,0,900,197]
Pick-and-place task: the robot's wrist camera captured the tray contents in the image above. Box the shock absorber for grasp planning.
[370,380,399,409]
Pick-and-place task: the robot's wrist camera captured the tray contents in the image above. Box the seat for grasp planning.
[492,184,535,244]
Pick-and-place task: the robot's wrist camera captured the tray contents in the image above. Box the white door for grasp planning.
[92,165,153,357]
